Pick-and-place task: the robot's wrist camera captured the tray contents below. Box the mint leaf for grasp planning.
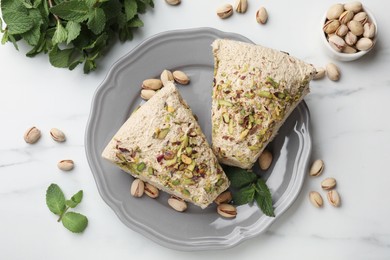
[52,21,67,44]
[62,212,88,233]
[254,179,275,217]
[66,190,83,208]
[21,9,44,46]
[49,1,89,22]
[223,166,258,189]
[49,46,73,68]
[46,184,66,215]
[3,12,33,34]
[65,21,81,44]
[124,0,137,21]
[128,16,143,28]
[233,185,256,205]
[87,7,106,35]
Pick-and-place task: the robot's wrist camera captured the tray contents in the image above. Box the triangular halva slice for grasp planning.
[211,39,316,169]
[102,82,229,209]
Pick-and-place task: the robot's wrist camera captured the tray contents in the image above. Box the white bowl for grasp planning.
[321,5,378,61]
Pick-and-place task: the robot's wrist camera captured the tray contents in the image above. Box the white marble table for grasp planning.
[1,0,389,259]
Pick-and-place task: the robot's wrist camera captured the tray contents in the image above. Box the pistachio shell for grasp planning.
[217,4,233,19]
[356,37,373,51]
[160,69,174,86]
[140,89,156,100]
[313,67,326,80]
[130,179,145,197]
[168,196,187,212]
[217,203,237,218]
[347,20,364,36]
[363,22,376,39]
[50,128,66,142]
[173,70,190,85]
[326,4,344,20]
[323,20,341,34]
[256,7,268,24]
[142,79,163,90]
[339,10,354,24]
[344,1,362,13]
[327,190,341,207]
[57,159,74,171]
[144,183,159,198]
[336,24,349,37]
[328,35,346,52]
[321,177,337,190]
[24,126,41,144]
[343,45,357,54]
[234,0,247,13]
[309,159,325,176]
[345,31,357,46]
[353,11,368,25]
[258,149,273,170]
[326,63,341,81]
[165,0,180,5]
[309,191,323,208]
[214,191,233,205]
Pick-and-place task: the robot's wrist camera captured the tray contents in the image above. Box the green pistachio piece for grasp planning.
[165,157,177,167]
[228,120,234,135]
[216,178,225,187]
[218,100,233,107]
[239,129,249,140]
[222,113,230,124]
[172,179,180,186]
[258,91,273,99]
[137,162,146,171]
[187,161,196,172]
[183,189,190,196]
[147,167,154,175]
[186,147,193,154]
[183,179,195,185]
[158,128,170,139]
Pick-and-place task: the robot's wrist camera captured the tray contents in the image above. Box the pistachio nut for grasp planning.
[326,63,341,81]
[214,191,233,205]
[309,191,323,208]
[344,1,362,13]
[168,196,187,212]
[347,20,364,36]
[217,203,237,218]
[356,37,373,51]
[336,24,349,37]
[323,20,341,34]
[256,7,268,24]
[57,159,74,171]
[345,31,357,46]
[353,11,368,25]
[321,177,337,190]
[234,0,247,13]
[363,22,376,39]
[339,10,354,24]
[140,89,156,100]
[326,4,344,20]
[144,183,159,198]
[142,79,163,90]
[165,0,180,5]
[328,35,346,52]
[160,69,174,86]
[24,126,41,144]
[130,179,145,197]
[343,45,357,54]
[50,128,66,142]
[217,4,233,19]
[327,190,341,207]
[309,159,324,177]
[313,67,326,80]
[173,70,190,85]
[258,149,273,171]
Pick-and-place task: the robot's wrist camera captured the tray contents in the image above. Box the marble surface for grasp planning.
[1,0,389,259]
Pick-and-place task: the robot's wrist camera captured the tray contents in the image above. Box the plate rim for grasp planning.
[85,27,312,251]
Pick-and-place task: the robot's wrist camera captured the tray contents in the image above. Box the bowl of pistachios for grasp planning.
[321,1,378,61]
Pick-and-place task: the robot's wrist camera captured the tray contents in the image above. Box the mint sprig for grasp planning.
[224,166,275,217]
[46,184,88,233]
[0,0,154,73]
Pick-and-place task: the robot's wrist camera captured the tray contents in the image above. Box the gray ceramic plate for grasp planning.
[85,28,312,251]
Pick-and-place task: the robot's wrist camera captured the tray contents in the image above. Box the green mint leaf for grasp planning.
[21,9,44,46]
[87,7,106,35]
[66,190,83,208]
[61,212,88,233]
[223,166,258,189]
[83,59,97,74]
[1,0,28,14]
[8,34,20,50]
[52,21,67,44]
[254,179,275,217]
[49,0,89,22]
[49,46,73,68]
[0,18,4,33]
[46,184,66,215]
[232,185,256,205]
[65,21,81,44]
[2,12,33,34]
[1,30,9,45]
[124,0,137,21]
[128,16,143,28]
